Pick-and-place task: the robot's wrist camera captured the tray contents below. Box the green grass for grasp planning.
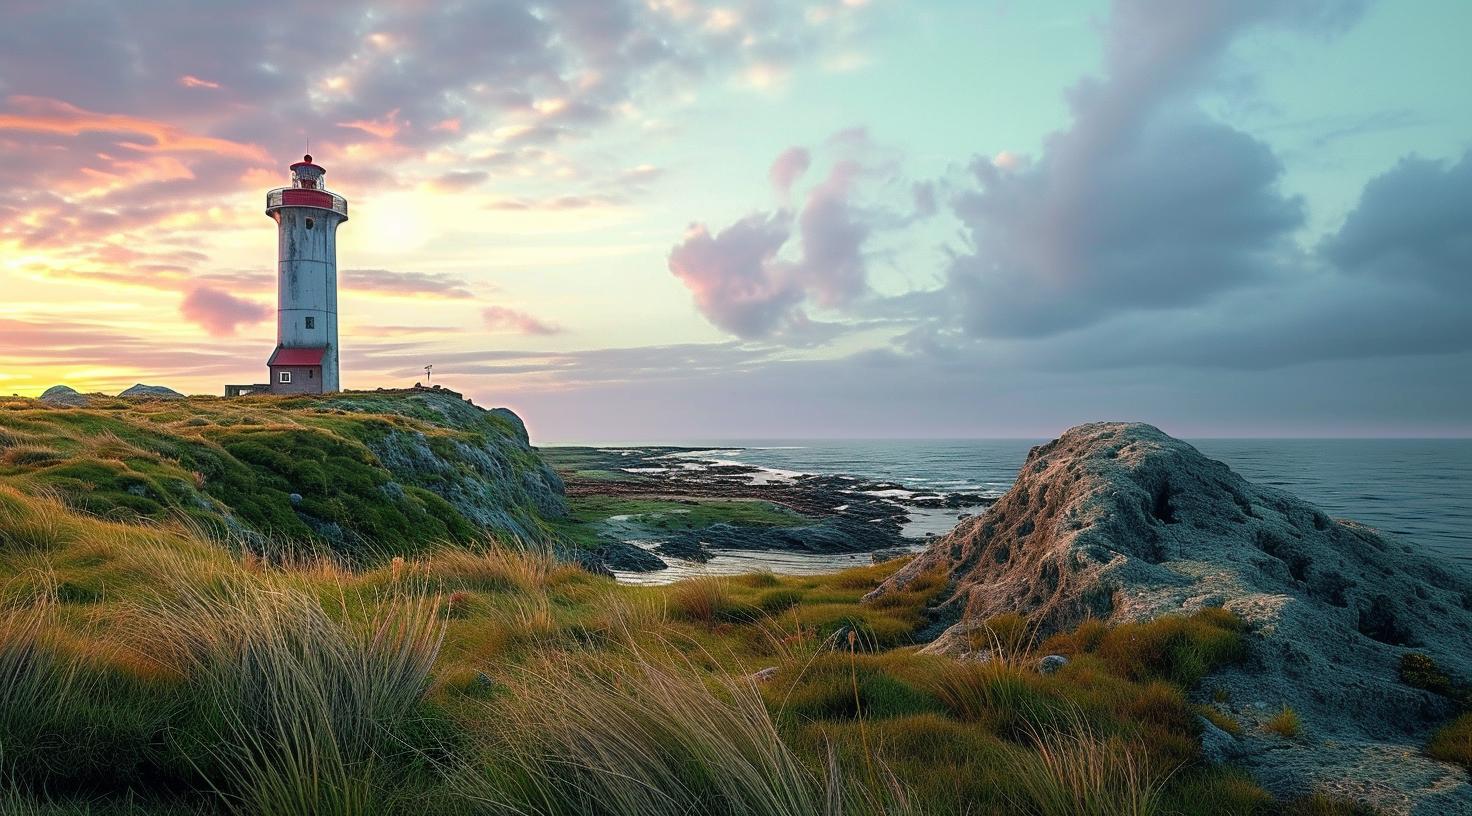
[0,452,1361,816]
[0,392,561,562]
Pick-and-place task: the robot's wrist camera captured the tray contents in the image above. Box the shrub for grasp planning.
[1265,706,1301,739]
[1427,712,1472,770]
[1399,653,1456,697]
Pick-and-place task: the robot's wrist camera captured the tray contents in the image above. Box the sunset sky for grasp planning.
[2,0,1469,440]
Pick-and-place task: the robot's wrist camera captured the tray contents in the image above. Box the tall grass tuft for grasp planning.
[0,585,85,779]
[149,577,446,815]
[1009,712,1171,816]
[457,647,914,815]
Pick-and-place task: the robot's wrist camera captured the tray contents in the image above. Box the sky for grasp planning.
[1,0,1469,442]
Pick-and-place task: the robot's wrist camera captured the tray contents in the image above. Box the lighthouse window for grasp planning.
[304,316,315,329]
[279,371,292,384]
[305,217,315,230]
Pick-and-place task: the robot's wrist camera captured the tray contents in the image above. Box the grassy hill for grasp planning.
[0,389,565,561]
[0,393,1379,815]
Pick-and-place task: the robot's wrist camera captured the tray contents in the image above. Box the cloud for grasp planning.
[0,95,267,162]
[962,149,1472,372]
[343,269,477,299]
[948,112,1304,338]
[178,286,271,336]
[670,135,886,341]
[794,159,869,307]
[668,214,802,339]
[482,306,563,335]
[178,75,221,90]
[1320,152,1472,294]
[939,0,1352,340]
[769,147,811,195]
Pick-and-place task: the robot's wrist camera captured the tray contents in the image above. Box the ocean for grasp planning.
[677,438,1472,566]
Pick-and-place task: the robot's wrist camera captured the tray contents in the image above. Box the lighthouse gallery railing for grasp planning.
[266,188,348,217]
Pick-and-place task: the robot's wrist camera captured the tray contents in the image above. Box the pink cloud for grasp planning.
[483,306,562,335]
[179,286,271,336]
[769,146,810,196]
[0,95,267,162]
[178,75,220,89]
[668,215,803,339]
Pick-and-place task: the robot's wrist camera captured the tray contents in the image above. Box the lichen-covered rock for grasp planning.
[868,422,1472,814]
[1037,654,1068,674]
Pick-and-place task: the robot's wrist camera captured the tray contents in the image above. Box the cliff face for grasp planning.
[0,389,565,559]
[869,422,1472,813]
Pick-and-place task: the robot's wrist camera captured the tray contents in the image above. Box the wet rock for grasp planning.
[288,493,303,505]
[599,540,666,572]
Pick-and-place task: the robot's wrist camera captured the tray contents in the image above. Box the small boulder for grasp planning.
[288,493,304,505]
[1198,715,1241,765]
[751,666,780,683]
[119,383,184,399]
[1038,654,1068,675]
[599,540,667,572]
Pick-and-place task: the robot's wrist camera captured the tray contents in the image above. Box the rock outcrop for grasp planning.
[868,422,1472,814]
[38,385,90,407]
[119,383,184,399]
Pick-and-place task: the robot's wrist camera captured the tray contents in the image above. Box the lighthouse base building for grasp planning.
[226,154,349,397]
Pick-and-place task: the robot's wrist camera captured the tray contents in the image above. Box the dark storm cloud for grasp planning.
[1321,152,1472,293]
[1020,150,1472,371]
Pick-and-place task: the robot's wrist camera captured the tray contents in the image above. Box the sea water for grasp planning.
[707,438,1472,565]
[601,438,1472,583]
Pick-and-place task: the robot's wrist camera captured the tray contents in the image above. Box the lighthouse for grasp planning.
[264,154,348,393]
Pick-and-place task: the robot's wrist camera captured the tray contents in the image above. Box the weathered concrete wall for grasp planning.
[268,365,324,394]
[275,207,344,391]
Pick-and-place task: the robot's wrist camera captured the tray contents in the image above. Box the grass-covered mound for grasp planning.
[0,390,564,561]
[0,485,1378,815]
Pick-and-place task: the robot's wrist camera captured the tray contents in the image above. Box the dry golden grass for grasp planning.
[1266,705,1302,739]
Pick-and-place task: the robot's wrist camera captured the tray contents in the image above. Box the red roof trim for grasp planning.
[268,346,326,366]
[279,189,334,208]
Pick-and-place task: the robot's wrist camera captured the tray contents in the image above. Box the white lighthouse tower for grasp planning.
[264,154,348,394]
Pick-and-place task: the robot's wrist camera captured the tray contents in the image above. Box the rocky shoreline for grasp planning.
[542,446,995,579]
